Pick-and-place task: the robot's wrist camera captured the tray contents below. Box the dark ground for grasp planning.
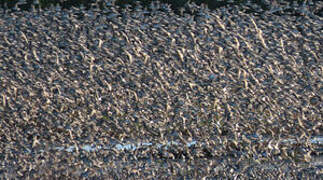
[1,0,323,17]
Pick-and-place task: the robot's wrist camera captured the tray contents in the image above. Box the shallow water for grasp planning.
[25,135,320,169]
[52,136,323,153]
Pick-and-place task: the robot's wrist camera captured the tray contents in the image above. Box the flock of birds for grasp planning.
[0,0,322,179]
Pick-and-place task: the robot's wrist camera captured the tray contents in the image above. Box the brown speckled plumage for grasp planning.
[0,0,322,179]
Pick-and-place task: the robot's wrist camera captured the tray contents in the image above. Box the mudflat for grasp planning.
[0,1,322,179]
